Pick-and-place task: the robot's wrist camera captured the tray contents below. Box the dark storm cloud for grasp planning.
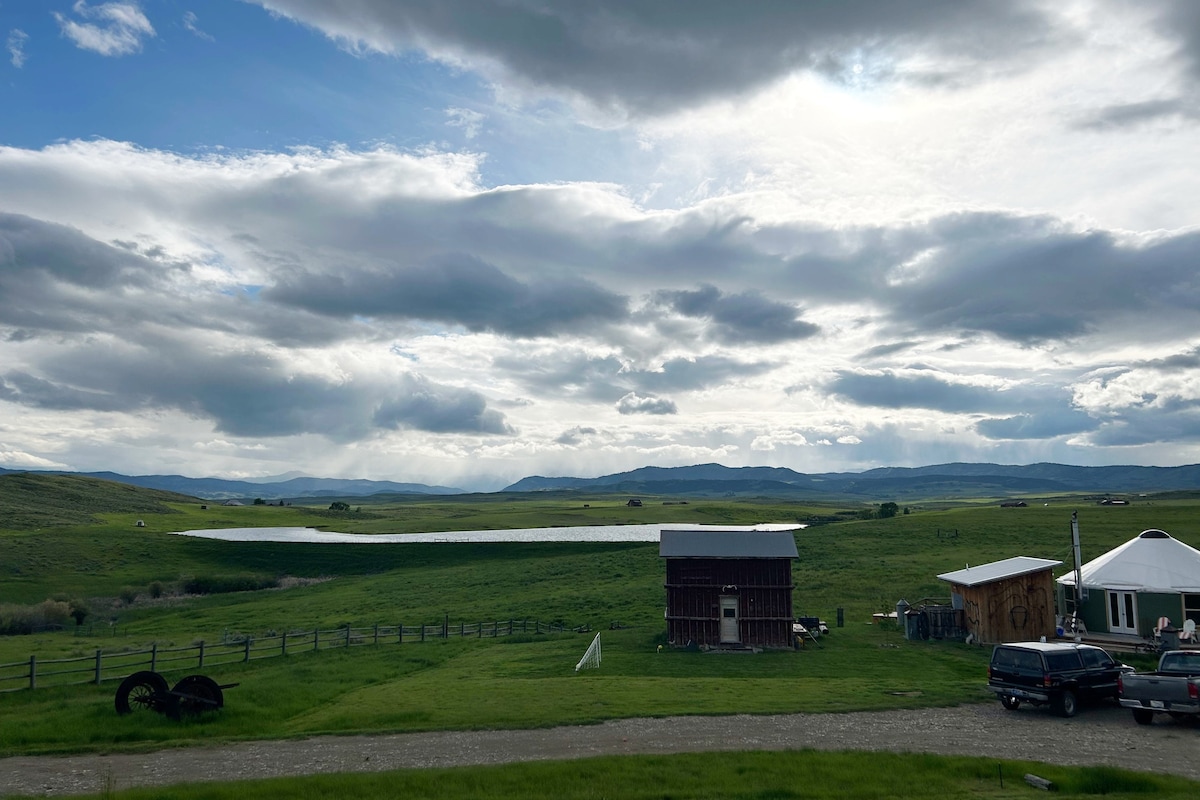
[1076,98,1197,130]
[374,375,513,434]
[617,392,677,416]
[254,0,1058,115]
[651,284,820,344]
[975,411,1096,440]
[1156,0,1200,78]
[830,369,1074,416]
[1087,407,1200,446]
[264,253,628,338]
[879,216,1200,344]
[495,351,775,403]
[0,212,165,333]
[6,338,511,439]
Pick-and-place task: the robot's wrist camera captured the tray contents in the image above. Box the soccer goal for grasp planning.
[575,632,602,672]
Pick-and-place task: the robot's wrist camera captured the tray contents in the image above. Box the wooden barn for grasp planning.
[660,529,798,649]
[937,556,1062,644]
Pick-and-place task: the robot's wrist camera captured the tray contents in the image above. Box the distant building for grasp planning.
[222,499,244,507]
[626,498,642,507]
[660,530,798,649]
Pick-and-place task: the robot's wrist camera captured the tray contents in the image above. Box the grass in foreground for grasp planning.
[65,751,1200,800]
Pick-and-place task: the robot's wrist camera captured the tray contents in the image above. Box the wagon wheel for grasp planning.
[171,674,224,718]
[115,671,169,715]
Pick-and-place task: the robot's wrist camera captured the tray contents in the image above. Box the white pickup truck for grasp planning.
[1118,650,1200,725]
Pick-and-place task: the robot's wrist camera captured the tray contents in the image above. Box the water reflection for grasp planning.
[170,522,803,544]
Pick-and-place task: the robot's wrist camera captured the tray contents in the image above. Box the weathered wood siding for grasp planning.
[953,569,1056,644]
[664,557,794,647]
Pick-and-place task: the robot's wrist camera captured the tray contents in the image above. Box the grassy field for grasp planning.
[59,751,1200,800]
[2,474,1199,794]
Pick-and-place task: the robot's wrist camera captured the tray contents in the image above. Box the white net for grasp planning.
[574,632,602,672]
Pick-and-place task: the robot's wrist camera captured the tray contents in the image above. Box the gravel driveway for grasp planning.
[1,703,1197,797]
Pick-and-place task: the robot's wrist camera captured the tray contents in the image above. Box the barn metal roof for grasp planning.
[659,529,799,559]
[937,556,1062,587]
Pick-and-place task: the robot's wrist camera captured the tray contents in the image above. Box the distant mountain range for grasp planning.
[502,462,1200,501]
[0,468,465,500]
[4,461,1200,502]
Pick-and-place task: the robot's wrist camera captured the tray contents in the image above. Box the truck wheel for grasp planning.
[1000,695,1021,711]
[1132,708,1155,725]
[1054,689,1078,718]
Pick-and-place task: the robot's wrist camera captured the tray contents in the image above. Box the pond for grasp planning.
[169,522,804,544]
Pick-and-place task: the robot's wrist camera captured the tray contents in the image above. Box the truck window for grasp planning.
[1079,648,1113,669]
[1045,652,1083,671]
[1161,652,1200,672]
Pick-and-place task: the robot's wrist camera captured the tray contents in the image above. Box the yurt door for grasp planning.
[1107,590,1138,635]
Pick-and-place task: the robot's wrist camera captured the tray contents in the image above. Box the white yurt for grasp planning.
[1057,529,1200,638]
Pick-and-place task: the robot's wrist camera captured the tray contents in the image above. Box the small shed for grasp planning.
[937,556,1062,644]
[660,530,798,649]
[1056,529,1200,637]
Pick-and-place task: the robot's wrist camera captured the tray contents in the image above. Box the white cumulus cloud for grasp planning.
[55,1,155,57]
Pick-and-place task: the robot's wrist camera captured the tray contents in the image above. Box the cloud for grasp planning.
[183,11,215,42]
[265,253,629,339]
[555,425,597,445]
[650,284,820,344]
[616,392,677,416]
[445,107,484,139]
[54,2,155,57]
[6,29,28,68]
[249,0,1060,117]
[1,336,512,440]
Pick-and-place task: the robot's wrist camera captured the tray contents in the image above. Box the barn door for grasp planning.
[1107,590,1138,635]
[719,596,740,643]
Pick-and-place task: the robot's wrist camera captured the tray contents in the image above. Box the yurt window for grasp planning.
[1185,594,1200,626]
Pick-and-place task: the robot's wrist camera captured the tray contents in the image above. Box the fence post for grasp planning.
[95,649,103,685]
[244,637,252,663]
[314,628,319,651]
[282,631,287,656]
[443,614,448,639]
[29,655,36,690]
[345,624,351,648]
[198,640,205,669]
[374,624,379,646]
[150,642,158,672]
[420,624,425,643]
[509,619,513,636]
[460,622,464,637]
[398,624,403,644]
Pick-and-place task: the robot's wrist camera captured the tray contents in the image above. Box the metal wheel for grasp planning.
[1133,708,1155,725]
[1000,695,1021,711]
[115,671,168,715]
[171,674,224,718]
[1055,689,1078,718]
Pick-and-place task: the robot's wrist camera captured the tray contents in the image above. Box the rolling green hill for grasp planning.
[0,472,197,530]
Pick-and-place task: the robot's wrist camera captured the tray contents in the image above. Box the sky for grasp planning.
[1,1,1199,492]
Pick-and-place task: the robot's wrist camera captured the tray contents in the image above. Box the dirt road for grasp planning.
[1,704,1196,797]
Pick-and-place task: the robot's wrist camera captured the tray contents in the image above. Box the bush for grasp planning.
[119,586,138,605]
[148,581,165,599]
[180,575,279,595]
[0,600,71,635]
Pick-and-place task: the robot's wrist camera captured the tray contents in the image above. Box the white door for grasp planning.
[1107,590,1138,635]
[719,596,740,643]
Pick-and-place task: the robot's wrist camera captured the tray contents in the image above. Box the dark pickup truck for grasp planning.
[1119,650,1200,725]
[987,641,1131,717]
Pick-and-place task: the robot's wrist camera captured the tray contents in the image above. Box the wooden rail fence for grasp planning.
[0,618,569,693]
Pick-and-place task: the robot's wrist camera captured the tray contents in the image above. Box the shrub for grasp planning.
[0,599,71,635]
[148,581,165,599]
[118,586,138,605]
[180,575,279,595]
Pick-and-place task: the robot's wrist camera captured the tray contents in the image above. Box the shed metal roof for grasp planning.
[659,529,798,559]
[937,556,1062,587]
